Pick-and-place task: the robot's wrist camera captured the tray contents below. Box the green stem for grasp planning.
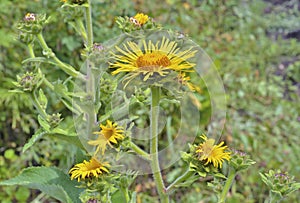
[75,18,87,42]
[30,92,48,120]
[42,77,54,90]
[219,169,236,203]
[150,86,169,203]
[130,141,151,161]
[166,169,195,194]
[84,0,96,143]
[42,77,82,113]
[85,1,93,48]
[27,43,35,58]
[36,33,85,79]
[121,187,130,203]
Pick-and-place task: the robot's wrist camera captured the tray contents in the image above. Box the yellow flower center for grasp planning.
[103,129,114,140]
[200,139,215,156]
[136,52,171,71]
[134,13,149,25]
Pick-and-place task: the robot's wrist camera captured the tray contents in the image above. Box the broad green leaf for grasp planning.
[111,190,127,203]
[0,166,83,203]
[48,133,84,150]
[22,129,46,152]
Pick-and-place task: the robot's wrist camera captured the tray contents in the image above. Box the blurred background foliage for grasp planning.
[0,0,299,202]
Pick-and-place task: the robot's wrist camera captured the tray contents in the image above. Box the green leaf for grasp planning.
[38,89,48,110]
[22,129,46,152]
[61,98,81,115]
[174,175,199,188]
[0,166,83,203]
[111,190,127,203]
[38,115,50,131]
[48,133,84,150]
[15,187,30,202]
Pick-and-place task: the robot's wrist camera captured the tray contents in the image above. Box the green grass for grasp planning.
[0,0,299,202]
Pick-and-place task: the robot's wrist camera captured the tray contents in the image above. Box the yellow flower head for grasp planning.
[88,120,125,155]
[24,13,36,21]
[132,13,149,26]
[196,134,231,168]
[69,157,110,182]
[110,37,197,85]
[177,72,201,93]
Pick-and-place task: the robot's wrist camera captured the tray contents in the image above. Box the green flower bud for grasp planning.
[260,170,300,200]
[19,32,35,45]
[48,113,63,128]
[17,13,49,35]
[15,72,42,92]
[228,149,256,172]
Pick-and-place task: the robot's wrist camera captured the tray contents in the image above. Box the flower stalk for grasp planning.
[150,86,169,203]
[219,169,236,203]
[27,43,35,58]
[29,93,48,120]
[36,33,84,79]
[130,141,151,161]
[85,0,93,48]
[75,18,87,42]
[84,0,96,145]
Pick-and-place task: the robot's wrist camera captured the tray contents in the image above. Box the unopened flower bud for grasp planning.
[16,72,41,92]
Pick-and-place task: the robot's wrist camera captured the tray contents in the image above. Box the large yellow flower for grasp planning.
[69,157,109,182]
[110,37,197,85]
[88,120,125,155]
[196,134,231,168]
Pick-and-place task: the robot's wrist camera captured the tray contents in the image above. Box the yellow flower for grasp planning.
[69,157,109,182]
[133,13,149,26]
[196,134,231,168]
[110,37,197,85]
[88,120,125,155]
[177,72,201,93]
[24,13,36,21]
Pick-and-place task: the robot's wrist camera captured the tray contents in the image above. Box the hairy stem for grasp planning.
[85,0,93,48]
[84,0,97,147]
[150,86,169,203]
[75,18,87,42]
[36,33,85,79]
[130,141,151,161]
[30,92,47,120]
[219,169,236,203]
[27,43,35,58]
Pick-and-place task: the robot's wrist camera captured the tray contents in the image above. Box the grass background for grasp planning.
[0,0,300,202]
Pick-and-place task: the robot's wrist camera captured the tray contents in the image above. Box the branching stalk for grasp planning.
[130,141,151,161]
[36,33,85,79]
